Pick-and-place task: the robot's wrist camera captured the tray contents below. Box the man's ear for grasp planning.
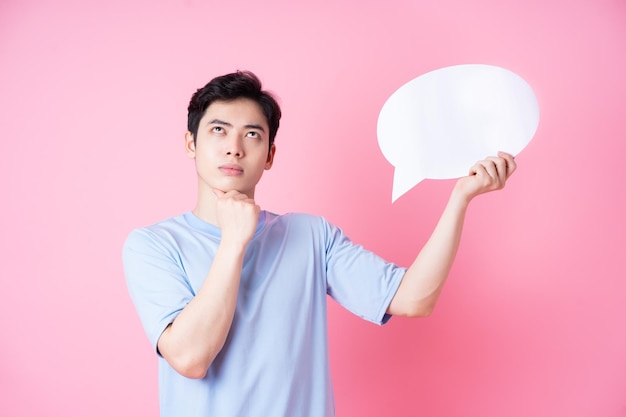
[184,131,196,158]
[265,144,276,170]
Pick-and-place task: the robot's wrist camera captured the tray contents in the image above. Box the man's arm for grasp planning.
[387,152,517,318]
[156,190,258,379]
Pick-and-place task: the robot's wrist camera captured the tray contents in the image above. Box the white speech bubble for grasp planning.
[377,64,539,202]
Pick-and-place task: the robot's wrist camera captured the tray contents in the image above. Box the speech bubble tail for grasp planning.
[392,168,424,203]
[391,190,403,203]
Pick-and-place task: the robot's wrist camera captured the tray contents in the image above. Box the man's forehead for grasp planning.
[202,98,268,127]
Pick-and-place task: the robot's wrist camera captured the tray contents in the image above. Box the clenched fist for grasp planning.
[454,151,517,203]
[212,189,260,247]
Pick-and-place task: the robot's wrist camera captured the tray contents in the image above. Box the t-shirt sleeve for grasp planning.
[322,218,406,325]
[122,228,194,354]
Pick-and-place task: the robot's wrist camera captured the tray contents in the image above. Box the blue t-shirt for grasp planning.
[123,211,406,417]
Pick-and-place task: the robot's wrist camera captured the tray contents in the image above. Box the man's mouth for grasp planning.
[219,164,243,175]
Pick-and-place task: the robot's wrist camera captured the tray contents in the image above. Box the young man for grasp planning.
[123,71,516,417]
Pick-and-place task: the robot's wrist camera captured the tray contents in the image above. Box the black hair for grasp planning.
[187,70,281,151]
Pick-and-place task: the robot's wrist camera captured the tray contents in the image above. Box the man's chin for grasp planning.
[209,185,253,198]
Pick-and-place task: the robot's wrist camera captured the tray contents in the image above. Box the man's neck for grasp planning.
[192,187,220,226]
[193,185,257,227]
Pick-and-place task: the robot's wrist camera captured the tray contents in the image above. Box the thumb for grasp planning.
[212,188,225,198]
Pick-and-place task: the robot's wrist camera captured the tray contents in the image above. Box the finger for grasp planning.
[498,151,517,178]
[480,158,500,182]
[227,193,257,207]
[212,188,225,198]
[219,190,250,200]
[237,197,257,206]
[469,161,488,177]
[486,156,508,185]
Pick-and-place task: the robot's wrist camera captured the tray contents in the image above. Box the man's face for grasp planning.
[185,98,275,198]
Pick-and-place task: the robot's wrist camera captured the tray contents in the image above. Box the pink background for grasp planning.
[2,0,625,416]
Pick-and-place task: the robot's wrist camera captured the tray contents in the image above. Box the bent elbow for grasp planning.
[158,333,217,379]
[180,365,209,380]
[388,295,438,318]
[170,356,210,379]
[415,304,435,317]
[161,349,213,379]
[402,299,436,318]
[408,305,434,318]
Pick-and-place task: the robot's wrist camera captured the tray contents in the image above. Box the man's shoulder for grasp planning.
[265,211,331,229]
[123,213,199,252]
[129,213,188,237]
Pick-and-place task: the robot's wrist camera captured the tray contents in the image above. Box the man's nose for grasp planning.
[225,136,244,157]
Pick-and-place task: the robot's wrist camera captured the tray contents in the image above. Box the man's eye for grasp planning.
[247,131,260,138]
[211,126,224,133]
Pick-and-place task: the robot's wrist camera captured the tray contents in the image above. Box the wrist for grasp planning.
[450,182,473,209]
[218,236,250,255]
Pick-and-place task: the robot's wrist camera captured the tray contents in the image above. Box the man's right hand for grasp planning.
[212,189,260,247]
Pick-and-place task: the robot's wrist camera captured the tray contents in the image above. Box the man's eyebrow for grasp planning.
[207,119,232,127]
[244,124,266,132]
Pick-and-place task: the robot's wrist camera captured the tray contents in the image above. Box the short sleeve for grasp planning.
[122,228,195,353]
[323,219,406,325]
